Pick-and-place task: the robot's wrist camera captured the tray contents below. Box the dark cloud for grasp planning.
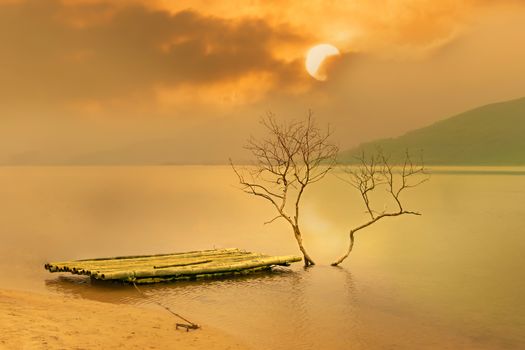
[0,0,306,104]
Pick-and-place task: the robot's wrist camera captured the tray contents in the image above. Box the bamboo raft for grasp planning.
[44,248,302,284]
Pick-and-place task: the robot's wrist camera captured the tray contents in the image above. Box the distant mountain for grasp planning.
[339,97,525,165]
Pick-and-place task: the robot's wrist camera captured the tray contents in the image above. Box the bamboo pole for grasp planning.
[45,250,245,272]
[45,248,242,269]
[44,249,302,283]
[46,252,266,276]
[133,266,274,284]
[94,255,301,280]
[75,248,240,262]
[85,253,267,275]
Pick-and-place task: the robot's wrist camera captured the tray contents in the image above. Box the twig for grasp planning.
[132,281,200,331]
[230,112,338,266]
[332,149,428,266]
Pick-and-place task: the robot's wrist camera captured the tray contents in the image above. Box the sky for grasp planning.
[1,0,525,164]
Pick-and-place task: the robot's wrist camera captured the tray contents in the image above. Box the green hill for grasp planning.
[339,97,525,165]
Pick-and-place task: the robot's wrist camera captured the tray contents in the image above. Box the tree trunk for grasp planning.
[293,226,315,266]
[331,231,355,266]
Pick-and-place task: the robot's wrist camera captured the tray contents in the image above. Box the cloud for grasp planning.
[1,0,522,111]
[151,0,524,57]
[0,0,308,107]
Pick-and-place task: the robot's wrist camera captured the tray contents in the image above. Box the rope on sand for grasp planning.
[132,281,200,332]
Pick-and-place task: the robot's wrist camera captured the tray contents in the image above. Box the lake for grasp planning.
[0,166,524,349]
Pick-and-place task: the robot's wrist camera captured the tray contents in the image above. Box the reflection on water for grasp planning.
[44,267,298,306]
[1,166,524,349]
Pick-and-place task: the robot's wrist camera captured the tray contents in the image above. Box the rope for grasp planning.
[132,281,200,331]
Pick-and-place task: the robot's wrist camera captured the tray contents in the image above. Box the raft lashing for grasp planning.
[44,248,302,284]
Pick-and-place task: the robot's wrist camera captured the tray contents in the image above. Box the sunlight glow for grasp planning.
[305,43,340,81]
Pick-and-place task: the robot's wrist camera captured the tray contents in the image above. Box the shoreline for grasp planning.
[0,288,250,350]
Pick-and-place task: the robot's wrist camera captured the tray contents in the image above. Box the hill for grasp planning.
[339,97,525,165]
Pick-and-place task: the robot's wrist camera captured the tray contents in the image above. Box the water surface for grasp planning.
[0,166,524,349]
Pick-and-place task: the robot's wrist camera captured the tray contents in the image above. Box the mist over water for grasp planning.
[1,166,524,349]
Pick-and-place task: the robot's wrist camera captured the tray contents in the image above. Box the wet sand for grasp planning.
[0,288,249,350]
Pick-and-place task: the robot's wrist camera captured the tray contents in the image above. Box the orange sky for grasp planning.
[1,0,525,164]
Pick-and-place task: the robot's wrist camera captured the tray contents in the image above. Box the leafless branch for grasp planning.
[231,112,338,266]
[264,215,284,225]
[332,149,428,266]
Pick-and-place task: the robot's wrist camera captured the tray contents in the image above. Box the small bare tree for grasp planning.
[231,112,338,266]
[331,150,428,266]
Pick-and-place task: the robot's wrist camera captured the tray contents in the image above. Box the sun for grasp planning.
[305,44,340,81]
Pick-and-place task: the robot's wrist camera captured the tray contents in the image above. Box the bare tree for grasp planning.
[231,112,338,266]
[331,149,428,266]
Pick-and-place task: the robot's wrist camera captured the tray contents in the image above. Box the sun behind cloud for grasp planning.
[305,44,340,81]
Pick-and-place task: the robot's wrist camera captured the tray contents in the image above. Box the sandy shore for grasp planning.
[0,288,250,350]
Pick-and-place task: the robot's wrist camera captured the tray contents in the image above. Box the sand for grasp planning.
[0,288,250,350]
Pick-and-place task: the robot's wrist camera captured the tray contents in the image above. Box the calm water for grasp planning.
[0,166,524,349]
